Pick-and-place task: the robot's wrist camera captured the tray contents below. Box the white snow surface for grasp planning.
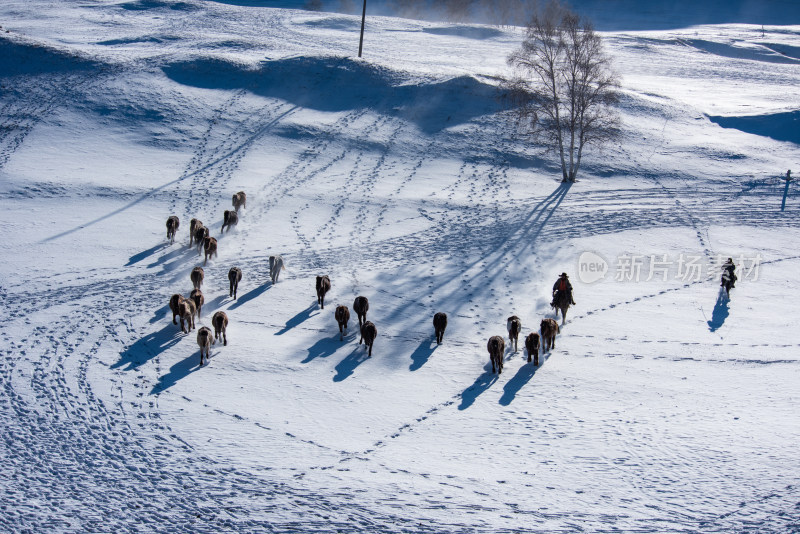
[1,1,799,532]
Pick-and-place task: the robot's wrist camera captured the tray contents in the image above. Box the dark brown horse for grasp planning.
[232,191,246,213]
[228,267,242,299]
[212,311,229,346]
[189,219,204,248]
[525,332,540,365]
[197,326,213,366]
[190,266,204,290]
[189,266,206,289]
[194,225,209,253]
[487,335,505,374]
[353,296,369,328]
[359,321,377,357]
[316,275,331,309]
[221,210,238,233]
[335,305,350,341]
[189,288,204,318]
[433,312,447,344]
[169,293,185,325]
[540,318,559,353]
[551,291,571,325]
[166,216,179,244]
[507,315,521,352]
[203,236,217,266]
[178,299,196,333]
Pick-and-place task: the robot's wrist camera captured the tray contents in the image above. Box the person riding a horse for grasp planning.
[721,257,737,288]
[551,272,576,308]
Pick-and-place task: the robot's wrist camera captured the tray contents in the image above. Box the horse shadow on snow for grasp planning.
[333,345,372,382]
[458,363,499,410]
[409,338,438,371]
[275,302,318,335]
[113,323,183,371]
[150,350,206,394]
[303,333,352,364]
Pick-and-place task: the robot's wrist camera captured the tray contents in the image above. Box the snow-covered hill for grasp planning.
[1,1,799,532]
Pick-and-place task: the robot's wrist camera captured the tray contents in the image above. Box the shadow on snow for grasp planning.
[275,302,319,335]
[409,338,438,371]
[113,323,183,371]
[333,345,371,382]
[707,288,730,332]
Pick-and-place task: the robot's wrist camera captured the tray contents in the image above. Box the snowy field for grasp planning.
[1,1,799,532]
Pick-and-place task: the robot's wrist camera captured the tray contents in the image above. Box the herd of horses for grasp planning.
[164,190,572,371]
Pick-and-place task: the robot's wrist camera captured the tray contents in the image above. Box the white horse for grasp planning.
[269,255,285,284]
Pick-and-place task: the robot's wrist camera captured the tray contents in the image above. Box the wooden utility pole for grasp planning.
[358,0,366,57]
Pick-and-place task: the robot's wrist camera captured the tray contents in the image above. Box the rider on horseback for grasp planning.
[721,257,737,288]
[551,272,576,307]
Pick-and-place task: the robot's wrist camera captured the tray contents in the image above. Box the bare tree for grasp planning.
[506,2,619,182]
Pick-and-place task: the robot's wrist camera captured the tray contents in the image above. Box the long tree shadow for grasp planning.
[113,324,183,371]
[380,182,572,325]
[126,243,168,266]
[150,351,204,394]
[499,362,540,406]
[275,302,318,335]
[228,283,271,310]
[458,364,499,410]
[409,338,438,371]
[303,334,345,364]
[708,289,730,332]
[333,346,371,382]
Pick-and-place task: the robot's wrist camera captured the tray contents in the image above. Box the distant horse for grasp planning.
[232,191,246,213]
[540,318,559,353]
[178,299,196,333]
[197,326,213,366]
[169,293,185,325]
[194,225,209,253]
[487,335,505,374]
[189,218,203,248]
[433,312,447,344]
[228,267,242,299]
[189,288,204,318]
[507,315,521,352]
[551,291,571,325]
[359,321,377,357]
[269,255,285,284]
[221,210,238,233]
[166,216,179,244]
[525,332,540,365]
[203,236,217,265]
[190,266,204,290]
[335,305,350,341]
[353,296,369,328]
[212,311,228,346]
[316,275,331,309]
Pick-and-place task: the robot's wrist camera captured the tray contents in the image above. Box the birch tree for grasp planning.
[506,2,619,182]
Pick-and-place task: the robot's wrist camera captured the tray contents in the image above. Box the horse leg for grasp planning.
[222,330,227,346]
[368,341,372,358]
